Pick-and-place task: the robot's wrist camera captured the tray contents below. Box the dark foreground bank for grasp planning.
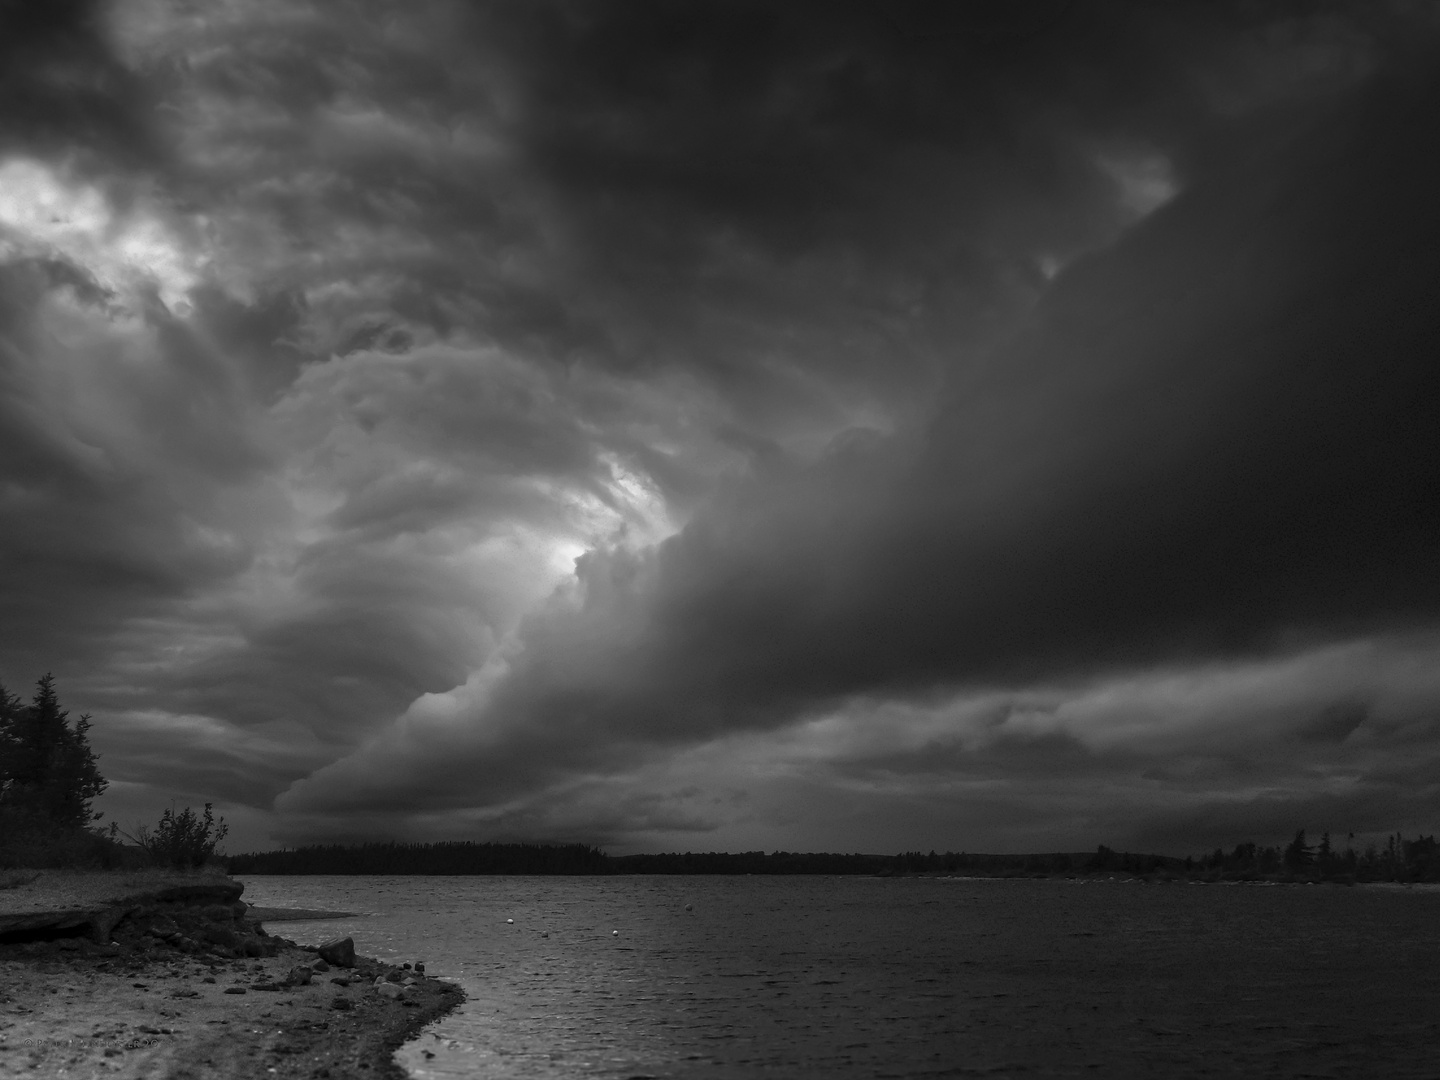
[0,872,464,1079]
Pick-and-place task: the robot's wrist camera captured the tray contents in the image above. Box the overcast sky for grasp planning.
[2,0,1438,856]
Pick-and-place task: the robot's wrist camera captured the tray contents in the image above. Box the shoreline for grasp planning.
[0,874,465,1079]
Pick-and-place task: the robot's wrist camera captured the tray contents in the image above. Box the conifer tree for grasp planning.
[1283,829,1313,872]
[0,681,22,807]
[0,674,106,830]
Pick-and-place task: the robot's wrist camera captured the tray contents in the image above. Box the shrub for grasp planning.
[0,813,132,869]
[128,803,230,869]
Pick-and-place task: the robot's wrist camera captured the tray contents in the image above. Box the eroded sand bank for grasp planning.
[0,872,464,1079]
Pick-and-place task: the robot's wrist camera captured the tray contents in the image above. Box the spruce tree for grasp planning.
[0,681,22,808]
[0,674,107,830]
[1283,829,1313,872]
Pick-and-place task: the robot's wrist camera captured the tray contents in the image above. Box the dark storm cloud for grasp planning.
[4,0,1438,852]
[2,0,660,827]
[284,52,1440,841]
[0,0,160,169]
[0,2,223,685]
[884,77,1440,678]
[0,257,264,677]
[471,1,1144,394]
[476,1,1391,361]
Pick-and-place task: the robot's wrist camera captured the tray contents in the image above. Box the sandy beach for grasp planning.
[0,872,464,1080]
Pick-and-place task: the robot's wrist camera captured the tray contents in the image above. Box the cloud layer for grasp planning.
[1,1,1438,853]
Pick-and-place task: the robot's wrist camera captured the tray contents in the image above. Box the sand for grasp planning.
[0,872,464,1080]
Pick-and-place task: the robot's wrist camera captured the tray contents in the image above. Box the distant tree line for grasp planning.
[220,845,1182,877]
[1190,830,1440,883]
[607,850,898,874]
[225,836,1440,881]
[907,848,1190,877]
[227,845,898,876]
[227,841,610,875]
[886,833,1440,882]
[616,850,1182,876]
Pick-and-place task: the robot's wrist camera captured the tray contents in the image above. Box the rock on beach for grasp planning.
[317,935,357,968]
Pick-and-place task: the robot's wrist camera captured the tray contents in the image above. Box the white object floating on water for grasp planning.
[506,918,514,924]
[541,931,549,938]
[612,930,619,936]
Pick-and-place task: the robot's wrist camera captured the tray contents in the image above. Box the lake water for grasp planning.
[236,875,1440,1079]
